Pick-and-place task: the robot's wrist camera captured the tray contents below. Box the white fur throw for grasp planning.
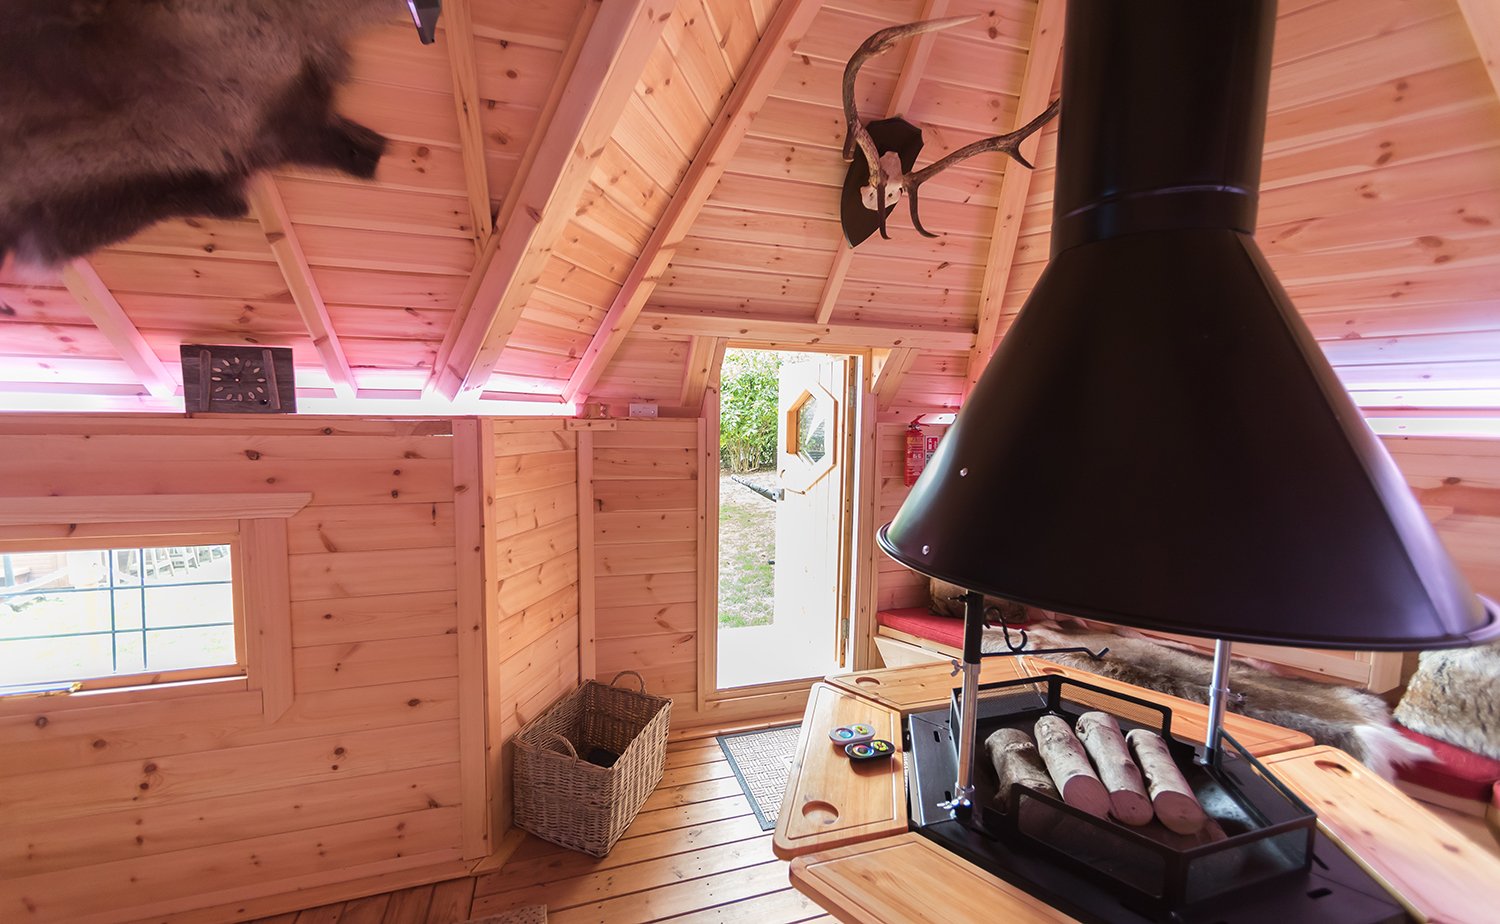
[1395,642,1500,761]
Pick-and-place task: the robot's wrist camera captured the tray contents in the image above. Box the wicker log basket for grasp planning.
[512,670,672,857]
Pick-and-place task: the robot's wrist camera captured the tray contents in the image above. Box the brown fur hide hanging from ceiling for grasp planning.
[0,0,401,268]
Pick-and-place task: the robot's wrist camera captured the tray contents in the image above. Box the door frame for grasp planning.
[695,346,880,718]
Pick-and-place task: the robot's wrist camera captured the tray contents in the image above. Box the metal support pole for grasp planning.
[941,590,985,813]
[1198,638,1233,765]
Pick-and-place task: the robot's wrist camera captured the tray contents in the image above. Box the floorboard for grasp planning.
[252,731,811,924]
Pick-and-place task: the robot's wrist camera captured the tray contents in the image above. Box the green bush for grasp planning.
[719,350,780,473]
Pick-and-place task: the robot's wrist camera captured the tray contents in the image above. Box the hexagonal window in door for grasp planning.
[796,394,827,464]
[784,384,837,494]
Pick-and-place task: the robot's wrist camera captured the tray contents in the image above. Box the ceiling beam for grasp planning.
[964,0,1065,397]
[247,174,356,400]
[430,0,671,400]
[1458,0,1500,103]
[639,311,974,352]
[679,336,728,413]
[61,259,177,400]
[872,346,919,411]
[441,0,494,251]
[814,0,952,326]
[563,0,825,404]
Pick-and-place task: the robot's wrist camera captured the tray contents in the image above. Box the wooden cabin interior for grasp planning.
[2,0,1500,921]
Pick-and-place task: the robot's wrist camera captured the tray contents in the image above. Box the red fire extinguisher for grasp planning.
[904,419,925,487]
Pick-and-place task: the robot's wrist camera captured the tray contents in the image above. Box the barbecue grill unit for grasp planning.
[876,0,1500,919]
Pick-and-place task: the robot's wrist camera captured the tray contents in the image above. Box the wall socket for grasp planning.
[628,402,659,418]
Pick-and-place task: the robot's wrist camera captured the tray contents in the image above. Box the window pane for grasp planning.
[145,626,236,672]
[0,544,235,691]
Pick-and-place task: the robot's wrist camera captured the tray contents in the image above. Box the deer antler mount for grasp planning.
[841,17,1060,246]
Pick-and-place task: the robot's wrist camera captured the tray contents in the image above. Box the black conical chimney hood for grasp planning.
[878,0,1499,649]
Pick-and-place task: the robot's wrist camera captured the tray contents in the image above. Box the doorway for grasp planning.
[715,349,856,689]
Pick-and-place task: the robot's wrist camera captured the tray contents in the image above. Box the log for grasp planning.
[1075,711,1154,827]
[984,728,1059,809]
[1126,728,1207,835]
[1033,715,1111,819]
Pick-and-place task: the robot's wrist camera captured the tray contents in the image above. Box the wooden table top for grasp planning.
[781,662,1500,923]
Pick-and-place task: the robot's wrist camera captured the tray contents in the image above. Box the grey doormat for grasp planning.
[717,723,802,830]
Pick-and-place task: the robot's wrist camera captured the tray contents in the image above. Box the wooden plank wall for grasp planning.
[587,419,703,722]
[0,416,473,924]
[488,420,581,835]
[1386,436,1500,599]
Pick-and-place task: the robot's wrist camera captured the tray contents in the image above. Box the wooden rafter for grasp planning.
[441,0,494,250]
[640,311,974,352]
[1458,0,1500,102]
[61,259,177,400]
[562,0,825,404]
[814,0,952,326]
[679,336,728,412]
[430,0,670,400]
[872,346,919,411]
[964,0,1065,396]
[247,174,356,399]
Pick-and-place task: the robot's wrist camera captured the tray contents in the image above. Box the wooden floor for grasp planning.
[249,732,830,924]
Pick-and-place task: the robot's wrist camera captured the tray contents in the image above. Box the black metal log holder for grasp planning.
[905,666,1411,922]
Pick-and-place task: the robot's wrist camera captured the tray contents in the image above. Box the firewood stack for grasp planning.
[987,712,1221,844]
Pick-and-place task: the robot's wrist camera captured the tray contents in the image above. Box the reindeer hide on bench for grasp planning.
[0,0,402,267]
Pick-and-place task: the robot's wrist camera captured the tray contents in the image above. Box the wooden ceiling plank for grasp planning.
[679,335,728,412]
[246,174,357,400]
[873,346,919,411]
[430,0,671,400]
[1457,0,1500,102]
[563,0,826,404]
[813,0,952,325]
[441,0,494,251]
[60,259,177,400]
[965,0,1065,396]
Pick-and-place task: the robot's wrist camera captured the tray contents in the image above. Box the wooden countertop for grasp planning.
[772,683,908,860]
[779,663,1500,924]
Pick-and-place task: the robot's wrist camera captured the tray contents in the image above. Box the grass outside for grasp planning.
[717,471,777,628]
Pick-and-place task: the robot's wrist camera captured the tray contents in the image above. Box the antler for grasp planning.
[842,16,977,239]
[842,17,1060,239]
[905,98,1060,237]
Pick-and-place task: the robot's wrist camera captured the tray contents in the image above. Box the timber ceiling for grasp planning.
[0,0,1496,419]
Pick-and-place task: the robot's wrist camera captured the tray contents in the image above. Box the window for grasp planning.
[0,541,239,695]
[0,493,308,719]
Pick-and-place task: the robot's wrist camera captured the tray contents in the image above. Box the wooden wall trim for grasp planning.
[432,0,671,399]
[60,259,177,400]
[0,492,312,525]
[695,403,718,713]
[563,0,827,403]
[576,428,597,682]
[240,518,294,722]
[639,312,975,352]
[450,417,494,859]
[872,347,919,412]
[965,0,1065,396]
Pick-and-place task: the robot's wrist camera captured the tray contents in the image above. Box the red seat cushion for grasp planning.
[1393,725,1500,803]
[878,607,967,649]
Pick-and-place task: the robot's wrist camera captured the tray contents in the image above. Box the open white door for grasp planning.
[771,356,850,678]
